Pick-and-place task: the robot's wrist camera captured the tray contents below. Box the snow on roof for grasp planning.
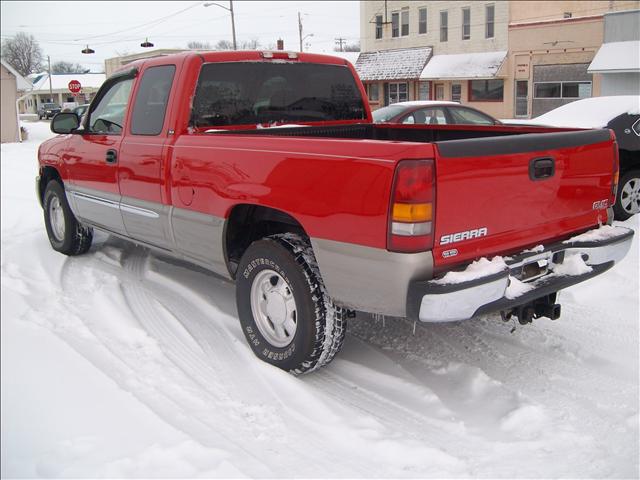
[1,59,32,91]
[355,47,432,81]
[588,41,640,73]
[510,96,640,128]
[420,51,507,80]
[31,72,106,92]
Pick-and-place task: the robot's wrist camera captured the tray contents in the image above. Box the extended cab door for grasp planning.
[118,63,179,250]
[63,71,136,235]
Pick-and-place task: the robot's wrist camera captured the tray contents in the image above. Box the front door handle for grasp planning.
[529,157,555,181]
[105,149,118,164]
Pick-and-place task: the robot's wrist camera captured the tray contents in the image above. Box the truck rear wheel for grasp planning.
[614,170,640,221]
[236,233,347,374]
[43,180,93,256]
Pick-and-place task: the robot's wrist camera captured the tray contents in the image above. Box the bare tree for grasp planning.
[51,61,89,74]
[1,32,43,76]
[187,40,212,50]
[335,42,360,52]
[214,39,234,50]
[241,38,261,50]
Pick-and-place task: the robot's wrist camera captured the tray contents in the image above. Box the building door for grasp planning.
[435,83,445,100]
[515,80,528,117]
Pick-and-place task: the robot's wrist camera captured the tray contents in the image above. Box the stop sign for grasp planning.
[68,80,82,94]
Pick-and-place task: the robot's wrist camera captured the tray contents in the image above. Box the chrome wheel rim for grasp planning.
[620,177,640,215]
[250,269,297,348]
[49,196,66,241]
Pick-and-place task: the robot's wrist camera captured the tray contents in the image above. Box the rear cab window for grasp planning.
[190,62,367,129]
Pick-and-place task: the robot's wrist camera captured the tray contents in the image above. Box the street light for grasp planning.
[302,33,313,51]
[81,45,95,54]
[140,38,154,48]
[204,1,237,50]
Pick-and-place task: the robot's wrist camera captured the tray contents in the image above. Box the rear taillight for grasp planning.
[388,159,435,252]
[611,140,619,207]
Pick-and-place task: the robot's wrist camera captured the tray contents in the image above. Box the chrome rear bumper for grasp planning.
[408,226,634,322]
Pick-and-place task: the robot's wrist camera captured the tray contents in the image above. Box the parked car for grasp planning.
[37,103,61,120]
[38,51,633,374]
[505,96,640,220]
[373,101,501,125]
[72,103,90,119]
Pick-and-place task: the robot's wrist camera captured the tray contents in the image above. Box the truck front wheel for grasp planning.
[43,180,93,256]
[236,233,347,374]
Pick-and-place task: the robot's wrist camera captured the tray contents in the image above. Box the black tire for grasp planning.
[43,180,93,256]
[613,170,640,221]
[236,233,347,374]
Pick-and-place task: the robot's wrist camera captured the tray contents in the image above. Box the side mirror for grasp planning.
[51,112,80,134]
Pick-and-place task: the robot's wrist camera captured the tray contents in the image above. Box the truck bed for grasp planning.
[211,123,615,270]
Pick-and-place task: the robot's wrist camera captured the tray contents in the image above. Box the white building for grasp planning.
[1,59,31,143]
[19,72,105,114]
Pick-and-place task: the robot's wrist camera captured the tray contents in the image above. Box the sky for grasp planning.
[1,1,361,72]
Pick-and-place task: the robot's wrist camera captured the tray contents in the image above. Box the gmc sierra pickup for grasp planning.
[38,51,634,373]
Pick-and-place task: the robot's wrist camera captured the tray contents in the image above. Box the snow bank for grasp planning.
[513,96,640,129]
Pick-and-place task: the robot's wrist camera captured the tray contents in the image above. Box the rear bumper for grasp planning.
[408,226,634,322]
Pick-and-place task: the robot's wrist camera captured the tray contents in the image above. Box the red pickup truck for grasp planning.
[38,51,633,373]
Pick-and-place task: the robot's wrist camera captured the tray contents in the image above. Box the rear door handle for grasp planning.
[529,157,555,181]
[105,149,117,164]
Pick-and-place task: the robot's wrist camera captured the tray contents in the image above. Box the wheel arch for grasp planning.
[224,203,308,279]
[38,166,63,207]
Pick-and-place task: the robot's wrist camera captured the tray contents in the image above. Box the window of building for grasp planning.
[392,12,399,37]
[418,81,429,100]
[401,9,409,36]
[367,83,379,102]
[451,83,462,102]
[375,15,383,39]
[534,81,592,99]
[564,12,572,18]
[419,8,427,34]
[469,79,503,101]
[389,82,408,104]
[486,4,495,38]
[462,7,471,40]
[131,65,176,135]
[440,10,448,42]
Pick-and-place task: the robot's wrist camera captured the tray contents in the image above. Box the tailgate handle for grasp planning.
[529,157,555,181]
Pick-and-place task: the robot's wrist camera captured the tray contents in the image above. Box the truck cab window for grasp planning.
[88,79,133,134]
[131,65,176,135]
[191,62,366,128]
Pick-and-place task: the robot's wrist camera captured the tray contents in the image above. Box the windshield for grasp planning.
[191,62,367,127]
[43,103,60,109]
[372,105,406,122]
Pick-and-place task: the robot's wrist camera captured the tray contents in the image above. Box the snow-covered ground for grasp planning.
[2,122,639,478]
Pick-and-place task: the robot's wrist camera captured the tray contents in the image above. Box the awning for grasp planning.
[420,51,507,80]
[355,47,432,81]
[588,41,640,73]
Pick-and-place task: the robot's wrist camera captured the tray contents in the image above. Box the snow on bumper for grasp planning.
[408,226,634,322]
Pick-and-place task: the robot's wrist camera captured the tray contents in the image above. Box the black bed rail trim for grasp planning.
[435,128,612,158]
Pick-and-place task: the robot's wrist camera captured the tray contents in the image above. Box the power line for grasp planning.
[334,37,347,52]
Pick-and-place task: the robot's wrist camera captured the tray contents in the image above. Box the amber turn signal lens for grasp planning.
[392,202,432,223]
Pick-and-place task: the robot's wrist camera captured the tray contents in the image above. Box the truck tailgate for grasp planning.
[432,129,615,268]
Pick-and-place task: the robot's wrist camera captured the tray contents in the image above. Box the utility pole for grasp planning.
[334,37,347,52]
[204,2,236,50]
[47,55,53,102]
[298,11,303,52]
[230,0,237,50]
